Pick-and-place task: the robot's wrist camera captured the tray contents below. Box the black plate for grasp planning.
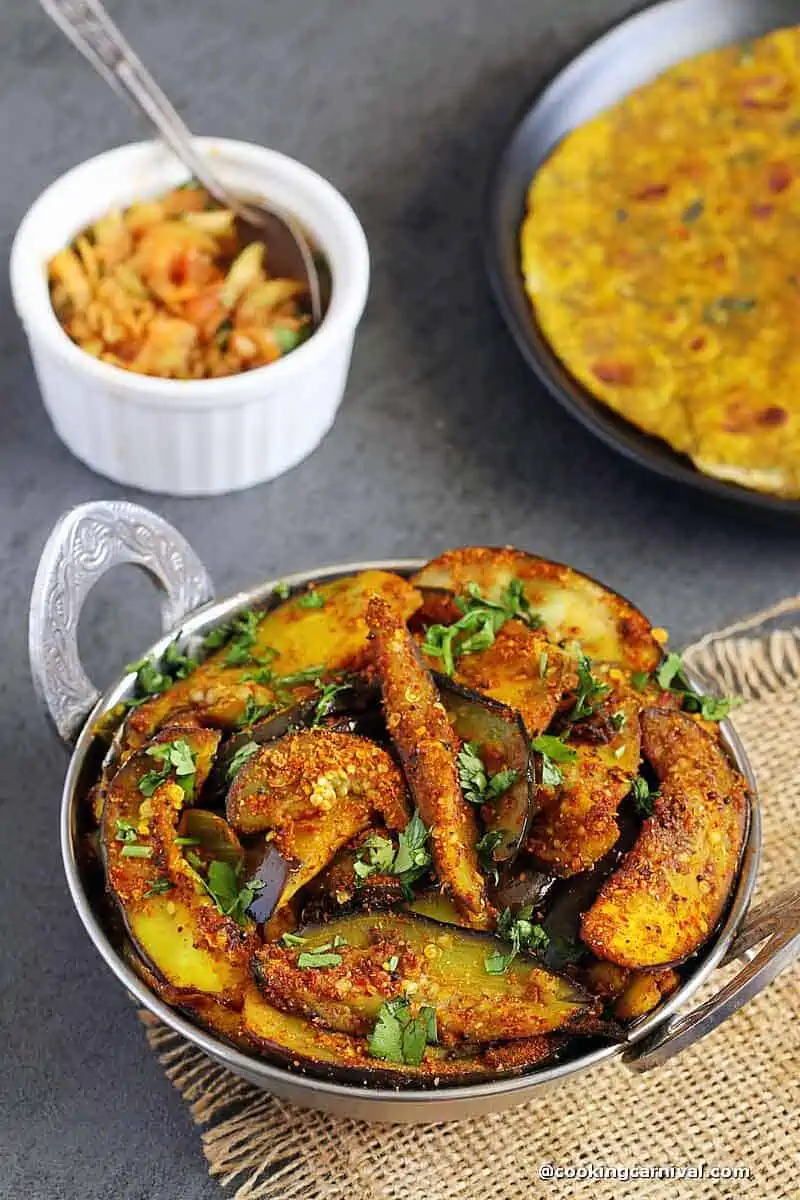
[486,0,800,513]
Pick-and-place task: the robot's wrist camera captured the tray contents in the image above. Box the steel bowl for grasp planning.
[30,501,800,1122]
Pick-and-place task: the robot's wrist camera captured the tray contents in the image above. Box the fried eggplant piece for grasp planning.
[227,729,410,910]
[581,709,749,968]
[445,622,577,739]
[242,984,559,1085]
[412,547,660,671]
[103,725,255,1003]
[437,679,534,867]
[124,570,420,747]
[252,911,599,1043]
[526,682,642,876]
[367,597,491,928]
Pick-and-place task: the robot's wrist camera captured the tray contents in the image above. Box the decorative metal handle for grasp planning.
[29,501,214,745]
[624,885,800,1072]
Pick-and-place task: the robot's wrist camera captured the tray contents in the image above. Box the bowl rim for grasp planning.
[9,137,370,409]
[60,557,761,1105]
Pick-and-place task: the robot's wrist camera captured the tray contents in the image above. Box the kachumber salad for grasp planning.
[86,547,749,1086]
[47,182,311,379]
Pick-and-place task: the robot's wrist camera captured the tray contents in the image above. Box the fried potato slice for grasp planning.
[242,984,559,1085]
[579,958,680,1021]
[227,729,410,907]
[125,570,420,747]
[526,682,642,876]
[252,911,598,1043]
[581,709,749,968]
[103,725,255,1003]
[412,547,660,671]
[367,597,491,928]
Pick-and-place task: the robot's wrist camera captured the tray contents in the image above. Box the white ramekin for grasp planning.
[10,138,370,495]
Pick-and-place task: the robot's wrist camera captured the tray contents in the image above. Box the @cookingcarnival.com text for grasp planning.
[538,1163,750,1183]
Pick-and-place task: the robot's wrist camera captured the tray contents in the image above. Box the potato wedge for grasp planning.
[227,729,410,908]
[437,679,534,866]
[367,597,491,928]
[579,959,680,1021]
[242,984,559,1085]
[526,682,642,875]
[581,709,749,968]
[412,547,660,671]
[125,570,420,746]
[103,726,255,1003]
[252,911,599,1043]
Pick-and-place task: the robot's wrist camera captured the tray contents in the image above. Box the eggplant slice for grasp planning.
[252,911,599,1043]
[103,725,255,1003]
[411,547,660,671]
[581,709,749,969]
[367,597,492,928]
[227,729,410,914]
[526,681,642,876]
[242,984,560,1086]
[124,569,420,748]
[437,677,534,867]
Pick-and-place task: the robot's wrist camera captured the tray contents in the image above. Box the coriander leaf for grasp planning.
[227,741,260,781]
[656,652,685,690]
[393,811,432,880]
[121,844,153,859]
[631,670,650,691]
[456,741,488,805]
[162,639,198,680]
[237,695,277,727]
[383,954,400,972]
[354,833,396,882]
[273,581,291,600]
[203,859,261,927]
[114,818,138,844]
[568,653,610,721]
[144,877,174,897]
[539,650,549,677]
[476,829,504,884]
[698,694,742,721]
[486,906,550,973]
[297,950,343,969]
[487,767,519,801]
[138,769,168,797]
[311,679,350,726]
[298,589,325,609]
[368,999,437,1066]
[530,734,577,789]
[281,932,307,947]
[421,580,541,676]
[609,710,626,732]
[631,776,658,817]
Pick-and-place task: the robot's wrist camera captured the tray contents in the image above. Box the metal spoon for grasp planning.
[39,0,323,326]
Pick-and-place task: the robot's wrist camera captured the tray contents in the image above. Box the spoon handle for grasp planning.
[38,0,260,218]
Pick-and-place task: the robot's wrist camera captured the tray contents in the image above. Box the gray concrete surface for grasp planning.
[1,1,797,1196]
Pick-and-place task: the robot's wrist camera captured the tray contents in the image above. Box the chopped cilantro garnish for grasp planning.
[203,859,263,928]
[353,812,433,898]
[631,776,658,817]
[137,739,197,798]
[281,932,307,948]
[121,844,153,859]
[368,998,438,1066]
[226,740,260,781]
[383,955,400,973]
[530,734,577,788]
[124,638,198,706]
[114,818,138,844]
[297,949,343,969]
[236,696,277,727]
[476,829,505,885]
[630,670,650,691]
[568,654,610,721]
[273,581,291,600]
[311,679,350,726]
[456,741,518,807]
[654,652,741,721]
[609,710,626,732]
[484,906,549,974]
[144,877,174,897]
[298,589,325,609]
[421,579,542,676]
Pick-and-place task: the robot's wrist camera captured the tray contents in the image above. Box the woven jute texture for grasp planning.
[140,607,800,1200]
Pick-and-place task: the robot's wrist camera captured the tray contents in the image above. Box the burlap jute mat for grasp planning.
[138,602,800,1200]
